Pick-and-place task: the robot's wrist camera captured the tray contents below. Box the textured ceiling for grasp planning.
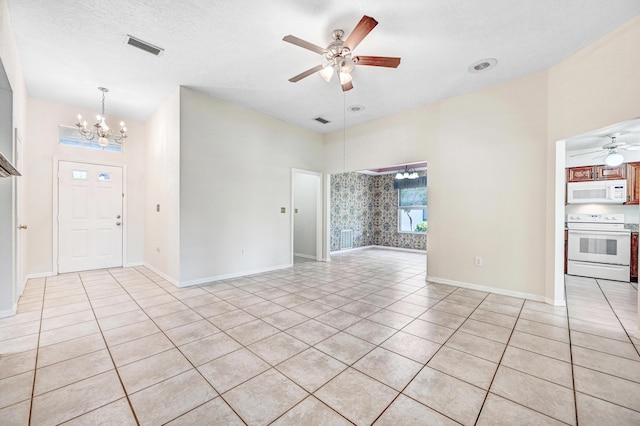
[6,1,640,133]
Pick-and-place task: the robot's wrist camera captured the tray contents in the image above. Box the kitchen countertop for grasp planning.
[625,224,639,232]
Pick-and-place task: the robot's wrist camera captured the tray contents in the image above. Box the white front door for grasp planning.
[58,161,123,273]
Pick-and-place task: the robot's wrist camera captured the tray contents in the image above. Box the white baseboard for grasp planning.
[427,276,547,303]
[294,253,316,260]
[124,262,144,268]
[179,263,293,288]
[0,302,17,318]
[142,263,180,287]
[331,245,427,255]
[26,272,54,279]
[545,297,566,307]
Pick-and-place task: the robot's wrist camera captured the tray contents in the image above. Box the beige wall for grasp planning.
[24,98,146,275]
[324,16,640,302]
[144,88,181,283]
[178,87,324,284]
[545,16,640,302]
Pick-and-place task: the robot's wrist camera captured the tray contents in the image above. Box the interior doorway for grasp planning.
[326,162,428,259]
[291,169,322,263]
[57,160,124,273]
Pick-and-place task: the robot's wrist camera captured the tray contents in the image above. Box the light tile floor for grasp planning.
[1,249,639,425]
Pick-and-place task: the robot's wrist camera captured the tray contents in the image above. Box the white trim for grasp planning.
[0,302,17,319]
[53,158,128,275]
[553,140,567,305]
[427,275,547,303]
[142,262,179,286]
[331,245,427,255]
[178,263,293,288]
[294,253,316,260]
[291,168,324,265]
[26,272,54,279]
[124,262,144,268]
[545,297,567,307]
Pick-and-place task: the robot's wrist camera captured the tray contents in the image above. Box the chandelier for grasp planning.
[75,87,127,147]
[395,165,419,180]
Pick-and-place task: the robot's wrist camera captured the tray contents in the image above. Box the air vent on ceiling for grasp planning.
[314,117,330,124]
[126,35,164,56]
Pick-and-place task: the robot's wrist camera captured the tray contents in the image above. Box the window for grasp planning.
[398,187,427,233]
[58,125,123,153]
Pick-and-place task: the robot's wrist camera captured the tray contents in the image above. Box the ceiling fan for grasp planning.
[283,15,401,92]
[570,133,640,166]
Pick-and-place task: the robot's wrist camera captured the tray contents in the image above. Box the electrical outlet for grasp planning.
[240,248,245,254]
[474,257,483,266]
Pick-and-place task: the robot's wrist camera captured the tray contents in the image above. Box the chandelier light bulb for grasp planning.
[395,172,404,179]
[75,87,128,147]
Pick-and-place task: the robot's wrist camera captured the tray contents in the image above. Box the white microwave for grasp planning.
[567,179,627,204]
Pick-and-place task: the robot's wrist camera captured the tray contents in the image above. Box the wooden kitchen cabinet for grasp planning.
[567,164,626,182]
[567,166,595,182]
[626,162,640,204]
[632,232,638,281]
[595,164,626,180]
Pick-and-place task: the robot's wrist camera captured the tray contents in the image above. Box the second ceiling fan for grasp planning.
[283,15,401,92]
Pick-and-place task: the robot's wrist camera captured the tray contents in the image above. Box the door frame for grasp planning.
[13,128,24,296]
[290,168,323,264]
[52,157,128,275]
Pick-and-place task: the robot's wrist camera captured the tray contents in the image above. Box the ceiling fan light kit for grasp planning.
[570,133,640,165]
[283,15,401,92]
[604,152,624,167]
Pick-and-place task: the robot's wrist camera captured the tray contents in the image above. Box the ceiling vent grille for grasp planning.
[314,117,330,124]
[126,35,164,56]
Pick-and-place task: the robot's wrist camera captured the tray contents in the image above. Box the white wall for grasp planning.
[144,88,181,283]
[294,171,318,258]
[24,98,145,276]
[0,0,29,316]
[178,87,324,284]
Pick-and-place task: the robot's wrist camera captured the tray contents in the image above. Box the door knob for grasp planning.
[17,225,27,230]
[116,222,121,226]
[116,215,121,219]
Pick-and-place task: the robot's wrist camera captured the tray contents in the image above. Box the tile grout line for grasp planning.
[369,288,494,425]
[115,266,252,425]
[72,271,142,426]
[27,276,48,426]
[593,279,640,358]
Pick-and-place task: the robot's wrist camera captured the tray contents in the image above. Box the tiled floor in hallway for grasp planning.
[1,248,639,425]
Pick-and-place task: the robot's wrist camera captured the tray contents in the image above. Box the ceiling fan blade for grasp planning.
[283,35,326,55]
[341,81,354,92]
[569,149,604,158]
[623,144,640,151]
[344,15,378,52]
[288,64,327,82]
[354,55,401,68]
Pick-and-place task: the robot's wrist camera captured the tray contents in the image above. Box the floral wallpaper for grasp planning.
[330,171,426,251]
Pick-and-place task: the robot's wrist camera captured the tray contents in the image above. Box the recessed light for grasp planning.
[348,105,365,113]
[468,58,497,73]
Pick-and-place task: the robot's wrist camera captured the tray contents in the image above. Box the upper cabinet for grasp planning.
[567,164,625,182]
[567,166,596,182]
[627,162,640,204]
[595,164,626,180]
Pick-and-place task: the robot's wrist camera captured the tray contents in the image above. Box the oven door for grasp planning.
[567,230,630,265]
